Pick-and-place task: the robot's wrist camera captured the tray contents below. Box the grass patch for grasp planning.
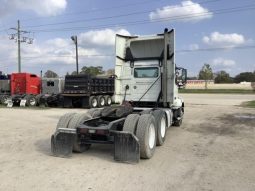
[179,89,255,94]
[241,100,255,108]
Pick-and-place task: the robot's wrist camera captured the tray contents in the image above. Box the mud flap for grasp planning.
[113,131,140,163]
[51,129,76,157]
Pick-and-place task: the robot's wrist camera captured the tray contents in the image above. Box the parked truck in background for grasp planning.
[36,77,65,107]
[51,28,187,163]
[0,73,115,108]
[62,74,114,108]
[0,73,41,106]
[0,74,11,104]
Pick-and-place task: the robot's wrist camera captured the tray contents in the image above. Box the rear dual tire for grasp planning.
[55,112,92,153]
[152,110,167,146]
[123,113,165,159]
[136,114,156,159]
[123,113,157,159]
[68,113,92,152]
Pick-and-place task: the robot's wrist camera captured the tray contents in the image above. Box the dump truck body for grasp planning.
[62,74,114,108]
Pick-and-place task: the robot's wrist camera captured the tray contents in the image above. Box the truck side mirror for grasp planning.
[181,69,187,84]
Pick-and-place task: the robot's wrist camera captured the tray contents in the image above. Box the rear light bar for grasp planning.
[79,128,109,135]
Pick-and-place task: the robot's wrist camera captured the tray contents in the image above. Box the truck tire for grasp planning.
[104,95,112,106]
[67,113,92,153]
[116,105,133,118]
[123,114,140,134]
[0,95,10,105]
[87,108,102,118]
[56,112,76,130]
[140,109,151,115]
[152,110,167,146]
[35,94,44,106]
[97,95,105,108]
[173,118,182,127]
[89,96,98,108]
[173,108,183,127]
[25,95,37,107]
[136,114,156,159]
[101,105,133,118]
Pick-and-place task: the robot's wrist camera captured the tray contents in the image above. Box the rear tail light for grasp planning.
[96,130,109,135]
[79,128,109,135]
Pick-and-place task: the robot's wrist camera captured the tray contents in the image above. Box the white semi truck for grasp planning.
[51,28,187,163]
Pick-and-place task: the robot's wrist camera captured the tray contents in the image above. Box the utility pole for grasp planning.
[9,20,34,73]
[17,20,21,73]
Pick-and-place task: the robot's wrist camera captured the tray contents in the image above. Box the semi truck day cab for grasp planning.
[51,28,187,163]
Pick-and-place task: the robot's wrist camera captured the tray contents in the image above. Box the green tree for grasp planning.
[106,69,115,76]
[214,71,233,84]
[80,66,104,76]
[198,63,213,89]
[44,70,58,78]
[234,72,255,83]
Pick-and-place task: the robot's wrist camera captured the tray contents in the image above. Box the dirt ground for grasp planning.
[0,94,255,191]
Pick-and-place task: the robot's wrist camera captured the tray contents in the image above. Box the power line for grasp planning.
[20,0,167,22]
[10,44,255,61]
[177,45,255,53]
[23,0,221,28]
[29,5,255,33]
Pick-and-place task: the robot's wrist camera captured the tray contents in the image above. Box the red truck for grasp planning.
[0,73,41,106]
[11,73,41,95]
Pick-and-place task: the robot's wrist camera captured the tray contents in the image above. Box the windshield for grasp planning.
[134,67,159,78]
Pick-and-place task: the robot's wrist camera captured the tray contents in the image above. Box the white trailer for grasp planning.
[51,29,187,163]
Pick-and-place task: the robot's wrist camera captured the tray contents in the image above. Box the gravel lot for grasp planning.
[0,94,254,191]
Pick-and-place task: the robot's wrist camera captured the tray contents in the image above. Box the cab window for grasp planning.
[134,67,159,78]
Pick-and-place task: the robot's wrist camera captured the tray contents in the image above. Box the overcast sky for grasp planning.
[0,0,254,77]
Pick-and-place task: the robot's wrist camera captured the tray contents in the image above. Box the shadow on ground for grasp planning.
[185,113,255,136]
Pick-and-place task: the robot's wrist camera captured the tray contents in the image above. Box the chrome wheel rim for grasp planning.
[148,123,156,149]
